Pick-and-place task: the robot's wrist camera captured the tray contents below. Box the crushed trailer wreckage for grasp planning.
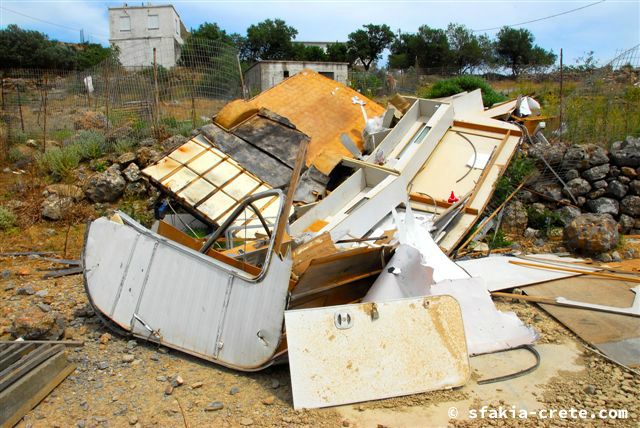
[82,72,564,408]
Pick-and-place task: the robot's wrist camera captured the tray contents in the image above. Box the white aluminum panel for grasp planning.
[109,234,158,328]
[198,191,237,221]
[143,157,181,181]
[168,140,206,164]
[162,167,198,193]
[204,161,241,187]
[224,174,261,200]
[84,219,141,322]
[285,295,470,409]
[178,178,216,206]
[188,150,223,174]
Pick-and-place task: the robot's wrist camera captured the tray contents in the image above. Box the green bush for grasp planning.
[0,206,17,230]
[7,147,27,164]
[37,146,81,181]
[527,206,563,237]
[418,75,507,107]
[349,72,383,99]
[114,138,136,154]
[487,229,512,249]
[492,154,536,204]
[11,130,28,145]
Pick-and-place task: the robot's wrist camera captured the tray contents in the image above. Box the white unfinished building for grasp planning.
[108,3,189,68]
[244,60,349,94]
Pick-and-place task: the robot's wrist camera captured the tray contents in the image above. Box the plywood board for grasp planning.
[285,295,469,409]
[524,275,640,367]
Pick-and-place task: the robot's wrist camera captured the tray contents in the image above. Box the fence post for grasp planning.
[237,54,247,100]
[559,48,564,131]
[17,84,24,132]
[153,47,160,129]
[42,74,48,152]
[105,65,111,133]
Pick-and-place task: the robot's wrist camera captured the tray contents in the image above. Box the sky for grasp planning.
[0,0,639,67]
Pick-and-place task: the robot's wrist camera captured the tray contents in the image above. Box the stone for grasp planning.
[564,214,619,255]
[44,184,84,201]
[97,361,109,370]
[501,200,528,235]
[585,197,619,216]
[128,414,138,426]
[555,206,582,226]
[164,385,174,395]
[564,178,591,197]
[1,270,10,279]
[126,340,137,349]
[528,141,567,165]
[37,303,52,313]
[271,378,280,389]
[592,180,608,190]
[229,386,240,395]
[606,180,628,199]
[99,333,112,344]
[611,251,622,262]
[136,147,162,168]
[630,180,640,195]
[582,164,610,181]
[576,196,586,207]
[139,137,156,147]
[16,285,35,295]
[524,228,539,239]
[205,401,224,412]
[156,375,167,382]
[595,253,613,263]
[77,420,86,428]
[619,214,635,234]
[584,384,597,395]
[532,182,563,201]
[587,189,606,200]
[74,111,109,130]
[84,168,126,203]
[562,145,590,171]
[122,163,140,182]
[191,381,203,389]
[564,169,579,181]
[610,136,640,167]
[41,194,74,221]
[171,375,184,387]
[239,417,254,426]
[585,145,609,167]
[619,176,631,184]
[117,152,136,166]
[35,289,48,297]
[160,135,188,152]
[262,396,276,405]
[621,166,637,178]
[620,195,640,216]
[124,182,148,199]
[122,354,135,363]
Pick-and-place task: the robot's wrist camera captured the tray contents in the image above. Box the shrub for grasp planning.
[492,154,536,204]
[10,130,28,145]
[114,138,136,154]
[0,206,17,230]
[418,75,507,107]
[7,147,27,164]
[37,146,81,181]
[349,72,383,99]
[487,229,512,249]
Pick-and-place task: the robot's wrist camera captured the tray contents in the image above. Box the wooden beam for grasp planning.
[409,193,478,215]
[453,120,522,136]
[508,260,640,284]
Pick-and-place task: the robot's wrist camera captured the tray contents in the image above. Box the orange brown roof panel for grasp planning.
[215,69,385,175]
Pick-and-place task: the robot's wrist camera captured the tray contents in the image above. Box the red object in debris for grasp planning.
[448,191,459,204]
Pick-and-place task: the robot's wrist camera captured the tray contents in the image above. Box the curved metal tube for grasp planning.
[199,189,283,254]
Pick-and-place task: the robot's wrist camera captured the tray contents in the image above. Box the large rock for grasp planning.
[74,111,109,130]
[41,194,74,220]
[528,141,567,165]
[11,308,62,340]
[610,136,640,167]
[630,180,640,195]
[160,135,188,152]
[501,200,528,235]
[532,182,563,201]
[561,145,590,170]
[582,164,609,181]
[564,178,591,197]
[122,163,141,182]
[43,183,84,201]
[564,214,619,255]
[619,214,635,234]
[585,145,609,167]
[620,195,640,217]
[585,197,619,216]
[136,147,162,168]
[84,166,126,203]
[606,180,628,199]
[555,205,582,226]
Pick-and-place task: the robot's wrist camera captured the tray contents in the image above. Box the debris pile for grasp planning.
[78,70,640,409]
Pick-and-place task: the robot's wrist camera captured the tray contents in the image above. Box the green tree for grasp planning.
[446,23,487,74]
[76,43,114,69]
[245,19,298,61]
[0,24,77,69]
[388,32,420,69]
[292,44,327,61]
[326,42,352,64]
[179,22,240,67]
[346,24,394,71]
[415,25,450,70]
[495,27,556,76]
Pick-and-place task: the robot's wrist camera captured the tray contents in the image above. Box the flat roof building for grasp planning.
[244,60,349,94]
[108,3,188,68]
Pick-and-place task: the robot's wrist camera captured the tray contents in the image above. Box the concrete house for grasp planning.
[244,61,349,94]
[108,3,188,68]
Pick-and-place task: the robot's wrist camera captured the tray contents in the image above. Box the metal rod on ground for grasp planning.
[536,152,577,204]
[273,138,310,259]
[455,181,527,255]
[508,260,640,284]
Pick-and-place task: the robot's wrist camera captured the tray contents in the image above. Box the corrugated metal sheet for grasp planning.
[285,295,470,409]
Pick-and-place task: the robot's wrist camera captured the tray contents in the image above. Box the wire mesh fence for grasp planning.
[0,38,242,158]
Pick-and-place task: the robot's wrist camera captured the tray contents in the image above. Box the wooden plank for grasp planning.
[409,193,478,215]
[524,276,640,367]
[0,344,35,373]
[291,232,338,277]
[453,120,522,136]
[0,345,63,392]
[0,350,75,428]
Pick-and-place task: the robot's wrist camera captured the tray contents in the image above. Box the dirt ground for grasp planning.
[1,171,639,427]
